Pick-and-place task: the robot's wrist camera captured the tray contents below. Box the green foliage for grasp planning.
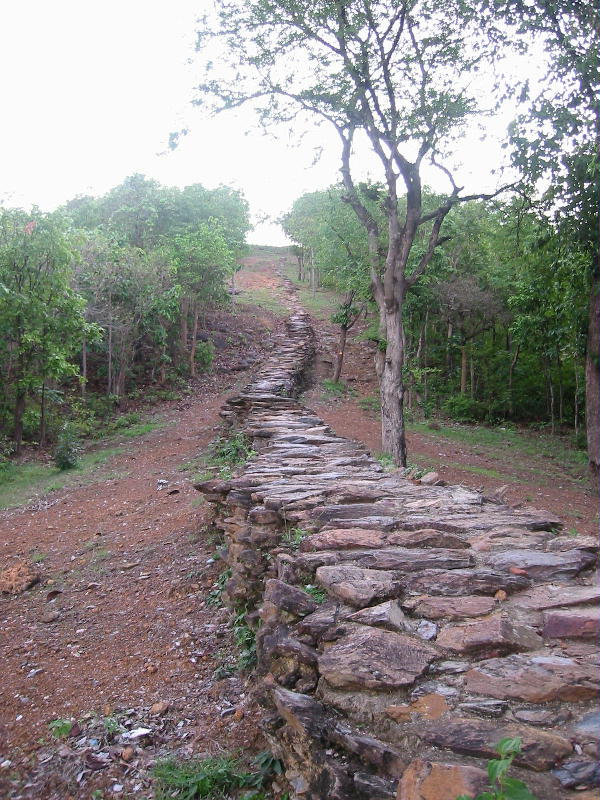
[443,395,487,424]
[208,432,256,477]
[194,341,215,371]
[206,568,232,608]
[456,737,538,800]
[322,379,353,397]
[303,584,327,604]
[282,526,307,550]
[54,423,82,470]
[48,718,73,739]
[374,452,396,471]
[232,608,257,672]
[153,750,282,800]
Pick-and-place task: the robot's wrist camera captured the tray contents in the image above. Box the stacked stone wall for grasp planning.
[196,299,599,800]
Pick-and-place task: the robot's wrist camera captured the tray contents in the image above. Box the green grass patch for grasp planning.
[152,751,282,800]
[407,420,587,473]
[0,446,124,510]
[322,379,355,398]
[118,421,162,438]
[237,286,290,316]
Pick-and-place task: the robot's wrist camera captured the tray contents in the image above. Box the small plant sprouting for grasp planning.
[206,567,232,608]
[282,526,307,550]
[48,718,73,739]
[456,737,538,800]
[303,584,327,604]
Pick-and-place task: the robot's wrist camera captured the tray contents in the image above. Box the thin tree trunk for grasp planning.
[180,296,190,355]
[13,386,26,456]
[81,335,87,398]
[574,362,580,439]
[470,353,475,399]
[107,321,113,395]
[586,281,600,476]
[460,343,468,394]
[508,343,520,418]
[333,325,348,383]
[556,346,564,424]
[39,381,47,448]
[446,323,453,375]
[190,301,199,377]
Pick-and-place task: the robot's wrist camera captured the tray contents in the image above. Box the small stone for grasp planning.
[41,610,60,624]
[513,708,571,726]
[144,664,158,674]
[459,700,508,718]
[120,746,135,762]
[416,621,438,640]
[149,701,169,715]
[419,471,440,485]
[553,759,600,789]
[386,693,449,722]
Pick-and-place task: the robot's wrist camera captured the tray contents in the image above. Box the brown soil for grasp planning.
[0,257,596,798]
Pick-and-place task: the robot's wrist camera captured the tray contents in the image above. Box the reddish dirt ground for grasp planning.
[0,256,597,798]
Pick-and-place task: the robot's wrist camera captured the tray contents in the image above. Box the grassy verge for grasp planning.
[0,447,126,509]
[236,286,290,316]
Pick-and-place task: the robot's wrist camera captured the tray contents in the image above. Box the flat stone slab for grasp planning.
[388,529,470,549]
[403,595,496,620]
[399,759,488,800]
[401,568,530,596]
[465,653,600,702]
[315,565,402,607]
[318,624,437,690]
[421,717,572,770]
[436,613,542,654]
[301,528,388,551]
[543,607,600,640]
[512,584,600,611]
[485,549,596,580]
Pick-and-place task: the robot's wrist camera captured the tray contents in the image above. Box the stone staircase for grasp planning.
[196,290,599,800]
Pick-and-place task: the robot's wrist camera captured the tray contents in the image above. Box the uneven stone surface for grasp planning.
[318,625,437,690]
[398,759,488,800]
[195,301,599,800]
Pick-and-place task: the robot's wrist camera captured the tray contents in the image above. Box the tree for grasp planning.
[0,210,94,453]
[192,0,510,464]
[488,0,599,472]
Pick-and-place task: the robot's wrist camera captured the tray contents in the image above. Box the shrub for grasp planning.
[443,394,486,423]
[195,341,215,372]
[54,423,82,470]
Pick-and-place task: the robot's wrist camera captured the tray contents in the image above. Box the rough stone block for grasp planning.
[398,759,487,800]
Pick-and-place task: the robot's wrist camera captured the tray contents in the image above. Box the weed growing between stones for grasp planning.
[152,750,283,800]
[456,738,538,800]
[281,526,308,550]
[303,584,327,603]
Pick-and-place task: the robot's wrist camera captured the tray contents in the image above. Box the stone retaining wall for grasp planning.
[196,298,599,800]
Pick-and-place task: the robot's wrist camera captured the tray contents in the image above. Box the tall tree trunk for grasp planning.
[13,386,26,456]
[180,296,190,355]
[380,310,407,466]
[508,343,520,418]
[39,381,47,448]
[586,282,600,476]
[190,301,199,377]
[574,362,580,439]
[81,335,87,398]
[107,321,113,395]
[446,322,453,375]
[470,353,475,399]
[460,342,468,394]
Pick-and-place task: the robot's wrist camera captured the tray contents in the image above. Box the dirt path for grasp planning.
[0,306,282,799]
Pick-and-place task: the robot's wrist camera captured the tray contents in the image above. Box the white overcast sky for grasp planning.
[0,1,536,245]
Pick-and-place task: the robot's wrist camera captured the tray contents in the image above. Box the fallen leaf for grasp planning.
[120,746,135,762]
[46,589,63,602]
[509,566,529,576]
[494,589,507,602]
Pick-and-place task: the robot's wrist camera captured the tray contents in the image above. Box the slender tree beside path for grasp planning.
[190,0,513,465]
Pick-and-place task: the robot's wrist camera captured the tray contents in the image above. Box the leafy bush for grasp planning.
[195,340,215,371]
[54,423,82,470]
[443,394,486,423]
